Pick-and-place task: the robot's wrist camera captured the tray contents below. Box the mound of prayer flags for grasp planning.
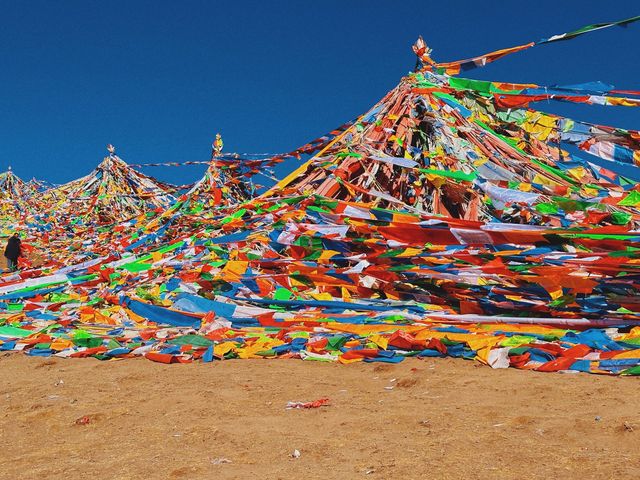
[1,16,640,375]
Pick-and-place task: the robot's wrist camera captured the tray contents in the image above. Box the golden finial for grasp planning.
[212,133,223,157]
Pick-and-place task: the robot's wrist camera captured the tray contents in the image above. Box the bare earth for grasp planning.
[0,355,639,479]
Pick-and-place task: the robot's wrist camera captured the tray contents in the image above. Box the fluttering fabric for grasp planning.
[1,16,640,375]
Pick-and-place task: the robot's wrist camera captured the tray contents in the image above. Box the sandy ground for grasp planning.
[0,355,639,480]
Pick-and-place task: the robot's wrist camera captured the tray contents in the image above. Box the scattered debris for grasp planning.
[74,415,91,425]
[286,398,330,409]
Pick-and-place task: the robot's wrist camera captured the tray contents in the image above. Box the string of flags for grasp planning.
[1,16,640,375]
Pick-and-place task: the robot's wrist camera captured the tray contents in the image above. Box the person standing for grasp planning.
[4,233,21,271]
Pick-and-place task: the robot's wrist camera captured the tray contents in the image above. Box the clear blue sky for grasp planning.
[1,0,639,185]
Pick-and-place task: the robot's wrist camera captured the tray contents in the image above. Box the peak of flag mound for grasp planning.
[0,168,44,232]
[0,168,30,202]
[43,145,176,225]
[182,135,256,209]
[1,16,640,375]
[274,52,640,228]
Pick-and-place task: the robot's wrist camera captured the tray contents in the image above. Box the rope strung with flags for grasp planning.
[127,121,354,170]
[414,15,640,75]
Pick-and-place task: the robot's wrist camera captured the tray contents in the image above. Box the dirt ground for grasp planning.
[0,355,639,480]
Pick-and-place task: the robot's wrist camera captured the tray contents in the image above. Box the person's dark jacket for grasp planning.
[4,236,21,262]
